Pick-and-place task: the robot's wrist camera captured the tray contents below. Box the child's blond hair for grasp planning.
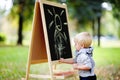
[74,32,92,48]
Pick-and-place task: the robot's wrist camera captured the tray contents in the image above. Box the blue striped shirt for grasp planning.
[74,47,95,77]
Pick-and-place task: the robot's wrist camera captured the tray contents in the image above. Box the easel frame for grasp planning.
[24,0,77,80]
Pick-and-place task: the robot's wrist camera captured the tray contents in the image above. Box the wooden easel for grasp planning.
[23,0,78,80]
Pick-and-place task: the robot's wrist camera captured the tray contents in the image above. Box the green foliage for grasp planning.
[12,0,35,20]
[109,0,120,19]
[108,0,120,38]
[0,33,6,42]
[66,0,103,24]
[8,0,35,30]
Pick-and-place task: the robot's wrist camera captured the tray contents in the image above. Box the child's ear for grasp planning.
[81,44,84,48]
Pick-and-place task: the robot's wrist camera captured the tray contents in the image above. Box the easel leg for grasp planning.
[25,61,31,80]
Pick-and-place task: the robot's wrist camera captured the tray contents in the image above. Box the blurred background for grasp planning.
[0,0,120,80]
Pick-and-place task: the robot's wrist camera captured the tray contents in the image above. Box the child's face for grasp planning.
[74,41,83,51]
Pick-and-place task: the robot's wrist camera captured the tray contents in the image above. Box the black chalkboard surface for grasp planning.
[42,3,72,61]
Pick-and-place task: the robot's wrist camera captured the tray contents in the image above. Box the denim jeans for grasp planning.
[79,75,97,80]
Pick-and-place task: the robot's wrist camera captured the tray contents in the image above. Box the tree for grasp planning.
[108,0,120,38]
[58,0,104,46]
[10,0,35,45]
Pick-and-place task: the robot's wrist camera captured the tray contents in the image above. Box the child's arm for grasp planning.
[73,64,91,71]
[59,58,74,64]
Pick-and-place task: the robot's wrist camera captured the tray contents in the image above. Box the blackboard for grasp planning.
[41,3,72,61]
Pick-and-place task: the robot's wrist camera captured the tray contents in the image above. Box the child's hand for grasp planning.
[73,63,79,70]
[59,58,65,63]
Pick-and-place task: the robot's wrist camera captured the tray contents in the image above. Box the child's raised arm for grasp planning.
[59,58,74,64]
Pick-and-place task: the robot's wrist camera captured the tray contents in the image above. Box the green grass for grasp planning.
[0,46,120,80]
[0,46,28,80]
[93,47,120,80]
[94,47,120,67]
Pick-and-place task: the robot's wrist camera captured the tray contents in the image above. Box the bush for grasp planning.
[0,33,6,42]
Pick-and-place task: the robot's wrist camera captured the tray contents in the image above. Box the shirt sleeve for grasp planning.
[77,53,92,68]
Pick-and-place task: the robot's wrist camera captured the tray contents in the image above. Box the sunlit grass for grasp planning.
[94,47,120,67]
[0,46,28,80]
[0,46,120,80]
[93,47,120,80]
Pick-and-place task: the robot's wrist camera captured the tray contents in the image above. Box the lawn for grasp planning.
[0,46,120,80]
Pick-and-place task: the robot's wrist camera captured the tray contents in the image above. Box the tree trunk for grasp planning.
[92,19,95,37]
[17,0,25,45]
[97,16,101,47]
[17,13,23,45]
